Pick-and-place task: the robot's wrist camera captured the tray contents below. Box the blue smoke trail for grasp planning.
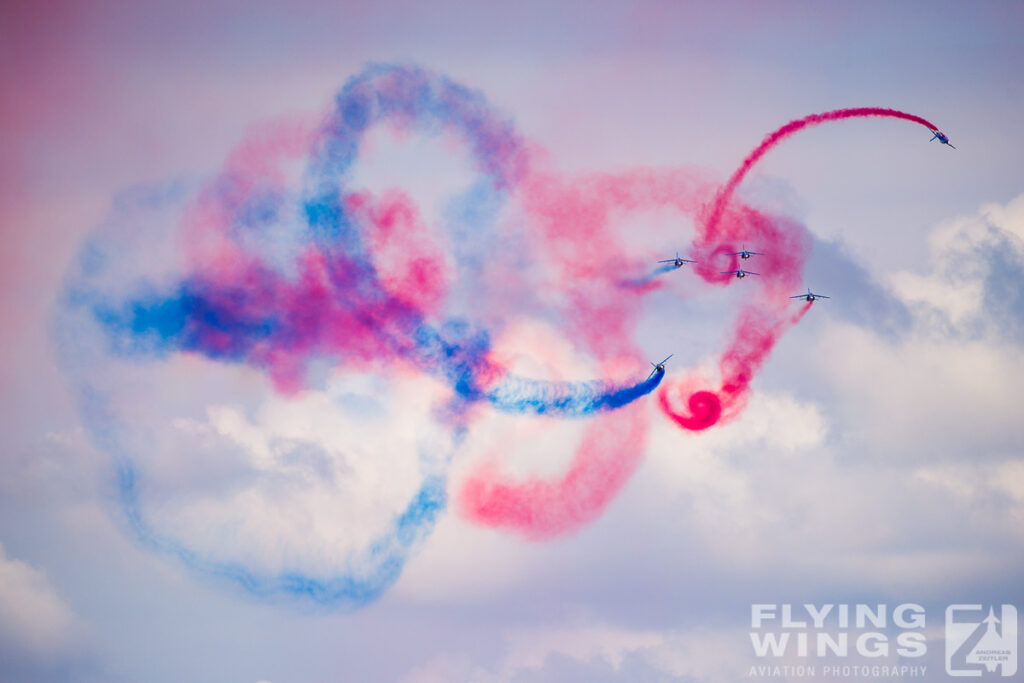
[115,460,446,608]
[304,62,525,258]
[90,282,281,361]
[59,291,452,608]
[487,371,665,417]
[55,64,666,610]
[617,263,676,290]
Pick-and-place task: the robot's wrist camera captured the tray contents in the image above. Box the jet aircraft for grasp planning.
[658,252,695,268]
[729,244,763,260]
[646,354,674,381]
[721,269,759,279]
[790,288,830,302]
[929,130,956,149]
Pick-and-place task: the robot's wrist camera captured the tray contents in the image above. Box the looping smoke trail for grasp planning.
[57,59,942,604]
[116,461,447,608]
[458,402,648,540]
[452,167,713,539]
[659,299,813,431]
[658,106,940,432]
[59,63,671,605]
[658,389,722,431]
[304,63,528,255]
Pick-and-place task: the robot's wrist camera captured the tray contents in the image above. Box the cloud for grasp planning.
[811,321,1024,462]
[116,360,454,578]
[623,189,1024,590]
[802,236,913,337]
[642,390,829,558]
[401,621,758,683]
[889,192,1024,338]
[802,195,1024,467]
[914,459,1024,525]
[384,186,1024,623]
[0,542,81,667]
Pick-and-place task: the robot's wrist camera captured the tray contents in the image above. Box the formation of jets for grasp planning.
[644,129,955,379]
[647,244,831,379]
[656,244,827,294]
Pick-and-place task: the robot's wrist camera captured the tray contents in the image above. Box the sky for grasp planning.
[2,1,1024,682]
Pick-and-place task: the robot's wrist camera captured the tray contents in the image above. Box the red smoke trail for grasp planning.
[458,402,647,540]
[704,108,938,241]
[453,167,709,538]
[455,151,819,533]
[661,107,938,432]
[517,167,712,356]
[183,117,318,273]
[174,118,475,395]
[659,301,812,431]
[663,204,811,431]
[347,189,452,316]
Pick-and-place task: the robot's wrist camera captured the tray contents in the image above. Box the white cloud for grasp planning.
[811,321,1024,458]
[630,264,1024,586]
[659,193,1024,588]
[395,318,649,603]
[105,356,457,576]
[915,459,1024,524]
[643,390,829,559]
[0,542,80,661]
[983,192,1024,243]
[400,194,1024,610]
[888,270,982,325]
[391,514,542,604]
[802,193,1024,466]
[502,623,662,672]
[400,653,496,683]
[654,389,828,460]
[889,192,1024,328]
[401,622,759,683]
